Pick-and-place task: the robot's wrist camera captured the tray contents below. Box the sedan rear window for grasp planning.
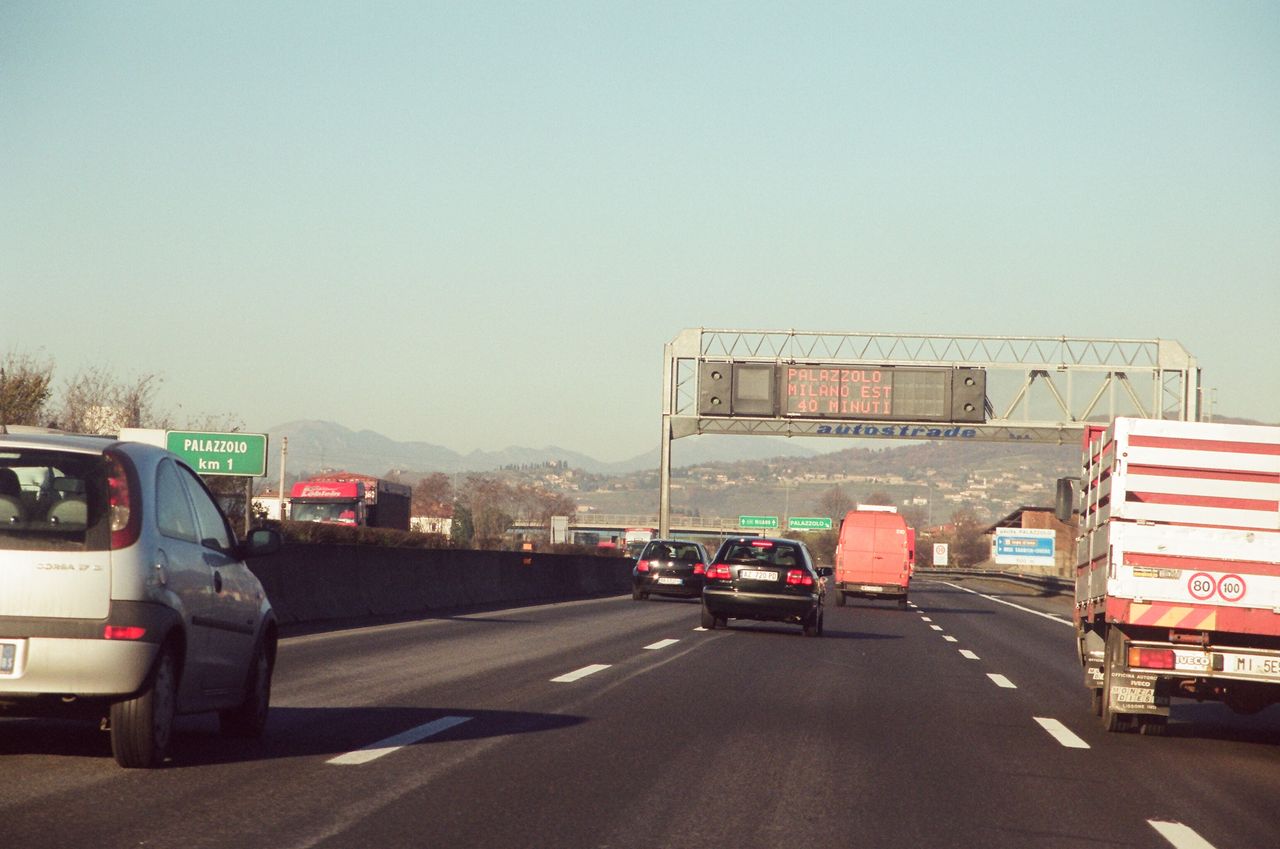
[0,450,110,551]
[642,541,704,562]
[718,541,804,568]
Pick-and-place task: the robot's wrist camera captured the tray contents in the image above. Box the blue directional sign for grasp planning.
[993,528,1056,567]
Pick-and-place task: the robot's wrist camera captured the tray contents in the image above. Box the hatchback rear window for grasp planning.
[0,449,110,551]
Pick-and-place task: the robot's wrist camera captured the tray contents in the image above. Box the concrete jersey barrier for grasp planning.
[248,545,634,627]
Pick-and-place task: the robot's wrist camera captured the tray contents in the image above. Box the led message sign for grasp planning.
[697,362,985,423]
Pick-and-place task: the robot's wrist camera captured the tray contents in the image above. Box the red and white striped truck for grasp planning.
[1066,417,1280,734]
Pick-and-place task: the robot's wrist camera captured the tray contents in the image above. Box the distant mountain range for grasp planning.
[265,420,827,478]
[265,415,1276,481]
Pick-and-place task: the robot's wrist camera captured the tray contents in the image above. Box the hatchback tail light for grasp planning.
[693,563,706,575]
[103,625,147,641]
[707,564,732,580]
[107,454,140,550]
[635,560,651,572]
[786,569,814,586]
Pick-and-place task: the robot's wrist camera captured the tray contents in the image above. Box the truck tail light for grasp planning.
[786,570,814,586]
[635,560,650,572]
[107,454,140,550]
[707,564,732,580]
[1129,647,1176,669]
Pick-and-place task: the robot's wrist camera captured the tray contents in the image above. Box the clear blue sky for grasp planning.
[4,2,1277,461]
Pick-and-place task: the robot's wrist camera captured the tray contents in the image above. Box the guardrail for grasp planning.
[916,567,1072,595]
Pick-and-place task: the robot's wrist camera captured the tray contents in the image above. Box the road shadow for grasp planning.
[278,593,626,637]
[1161,703,1280,745]
[0,705,587,767]
[711,620,901,641]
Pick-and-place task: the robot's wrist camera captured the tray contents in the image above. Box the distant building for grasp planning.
[411,516,453,535]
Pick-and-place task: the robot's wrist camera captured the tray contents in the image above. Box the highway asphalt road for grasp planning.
[3,577,1279,849]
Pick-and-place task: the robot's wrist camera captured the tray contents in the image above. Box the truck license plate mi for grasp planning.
[1214,652,1280,679]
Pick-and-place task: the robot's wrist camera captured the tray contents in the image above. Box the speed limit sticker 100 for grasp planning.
[1187,572,1247,602]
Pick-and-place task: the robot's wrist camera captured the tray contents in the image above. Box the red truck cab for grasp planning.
[288,480,366,525]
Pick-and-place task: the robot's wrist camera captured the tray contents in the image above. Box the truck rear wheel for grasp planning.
[1100,627,1131,733]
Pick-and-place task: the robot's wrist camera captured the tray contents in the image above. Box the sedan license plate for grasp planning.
[740,569,779,581]
[657,577,683,585]
[1,641,17,676]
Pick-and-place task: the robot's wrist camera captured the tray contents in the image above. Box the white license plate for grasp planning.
[740,569,778,581]
[1215,653,1280,679]
[657,577,683,585]
[861,585,883,592]
[0,641,19,677]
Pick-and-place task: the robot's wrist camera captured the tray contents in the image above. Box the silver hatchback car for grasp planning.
[0,429,281,767]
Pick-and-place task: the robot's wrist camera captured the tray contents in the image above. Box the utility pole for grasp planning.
[278,437,288,520]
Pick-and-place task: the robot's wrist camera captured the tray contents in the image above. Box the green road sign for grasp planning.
[167,431,268,476]
[739,515,779,529]
[788,516,833,531]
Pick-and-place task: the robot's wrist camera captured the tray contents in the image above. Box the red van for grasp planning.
[832,506,912,608]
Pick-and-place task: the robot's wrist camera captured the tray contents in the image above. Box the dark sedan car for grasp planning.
[632,539,711,600]
[701,537,830,637]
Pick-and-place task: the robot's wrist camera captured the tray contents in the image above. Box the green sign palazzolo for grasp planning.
[739,515,779,529]
[166,431,268,476]
[788,516,833,531]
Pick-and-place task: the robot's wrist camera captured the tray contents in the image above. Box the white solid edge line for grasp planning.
[1033,717,1090,749]
[987,673,1017,689]
[551,663,612,683]
[328,716,472,765]
[1149,821,1218,849]
[959,649,980,660]
[934,580,1073,626]
[644,639,680,650]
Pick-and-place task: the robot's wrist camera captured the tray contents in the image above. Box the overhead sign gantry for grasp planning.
[658,329,1201,536]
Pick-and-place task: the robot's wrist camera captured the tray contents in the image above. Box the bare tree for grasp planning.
[815,485,854,521]
[55,367,169,433]
[947,507,990,567]
[412,472,454,515]
[0,351,55,425]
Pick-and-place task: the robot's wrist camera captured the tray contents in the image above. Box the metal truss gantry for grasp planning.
[658,329,1201,536]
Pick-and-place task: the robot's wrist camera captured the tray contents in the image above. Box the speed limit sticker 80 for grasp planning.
[1188,572,1247,602]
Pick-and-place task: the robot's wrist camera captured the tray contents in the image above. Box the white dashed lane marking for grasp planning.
[644,639,680,650]
[1149,821,1218,849]
[959,650,979,660]
[987,673,1017,689]
[328,716,472,765]
[551,664,611,683]
[1033,717,1090,749]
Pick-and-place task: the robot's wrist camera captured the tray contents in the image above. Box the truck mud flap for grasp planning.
[1109,670,1170,716]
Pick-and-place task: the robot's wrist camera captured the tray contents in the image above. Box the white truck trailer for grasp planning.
[1066,417,1280,734]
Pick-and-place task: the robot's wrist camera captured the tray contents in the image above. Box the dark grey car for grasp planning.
[702,536,830,637]
[632,539,710,600]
